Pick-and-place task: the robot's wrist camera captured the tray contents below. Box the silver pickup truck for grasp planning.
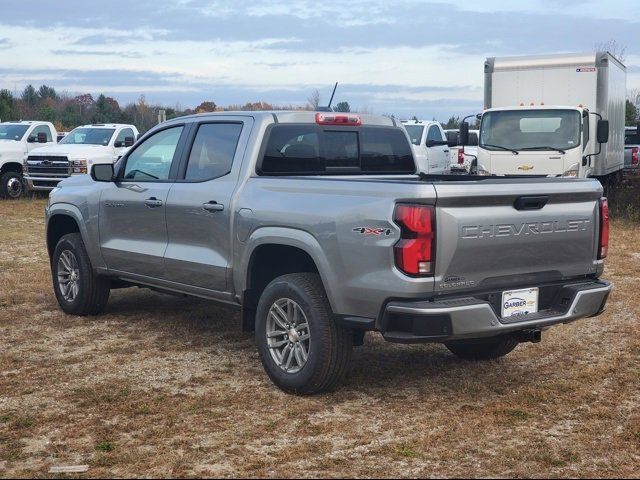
[45,111,612,394]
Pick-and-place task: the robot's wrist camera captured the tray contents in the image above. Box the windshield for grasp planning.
[60,128,115,146]
[404,125,424,145]
[480,109,581,151]
[0,124,29,141]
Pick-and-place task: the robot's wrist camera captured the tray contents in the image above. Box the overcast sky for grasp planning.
[1,0,640,120]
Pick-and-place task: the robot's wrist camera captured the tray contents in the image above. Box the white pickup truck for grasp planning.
[401,120,451,174]
[445,128,479,173]
[0,121,57,199]
[24,123,139,192]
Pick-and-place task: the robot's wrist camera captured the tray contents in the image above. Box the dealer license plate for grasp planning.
[501,287,539,318]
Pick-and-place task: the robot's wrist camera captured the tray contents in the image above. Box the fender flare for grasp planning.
[237,226,340,312]
[47,202,106,270]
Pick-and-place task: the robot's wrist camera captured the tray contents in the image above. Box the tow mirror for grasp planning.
[445,131,458,148]
[459,122,470,146]
[597,120,609,144]
[124,136,134,147]
[91,163,114,182]
[37,132,47,143]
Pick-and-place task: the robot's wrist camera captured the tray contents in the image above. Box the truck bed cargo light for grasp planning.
[315,113,361,126]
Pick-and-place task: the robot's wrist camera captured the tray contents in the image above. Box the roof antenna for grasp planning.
[316,82,338,112]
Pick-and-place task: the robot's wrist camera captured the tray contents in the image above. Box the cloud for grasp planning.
[51,49,143,59]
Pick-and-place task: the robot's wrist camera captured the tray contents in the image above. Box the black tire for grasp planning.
[255,273,353,395]
[445,336,519,361]
[0,171,24,199]
[52,233,110,315]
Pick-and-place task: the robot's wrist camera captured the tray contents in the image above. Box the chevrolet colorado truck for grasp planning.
[0,121,57,198]
[24,123,138,192]
[45,111,612,394]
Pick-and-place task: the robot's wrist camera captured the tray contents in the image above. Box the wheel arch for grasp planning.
[238,227,338,331]
[0,161,23,175]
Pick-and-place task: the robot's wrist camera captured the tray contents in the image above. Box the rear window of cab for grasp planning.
[258,124,415,175]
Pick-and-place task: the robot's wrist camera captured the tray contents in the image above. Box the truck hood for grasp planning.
[482,150,571,176]
[29,144,112,159]
[0,141,26,159]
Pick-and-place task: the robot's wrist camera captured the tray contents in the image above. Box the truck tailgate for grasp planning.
[433,179,602,295]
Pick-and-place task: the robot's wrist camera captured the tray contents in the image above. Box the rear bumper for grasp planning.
[381,280,612,343]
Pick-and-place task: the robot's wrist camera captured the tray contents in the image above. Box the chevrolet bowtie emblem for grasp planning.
[518,165,534,171]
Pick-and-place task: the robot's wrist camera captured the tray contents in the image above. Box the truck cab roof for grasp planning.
[174,110,396,127]
[75,124,138,129]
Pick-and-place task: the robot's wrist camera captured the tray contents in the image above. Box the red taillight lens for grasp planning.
[315,113,361,126]
[632,146,638,165]
[393,204,435,276]
[457,148,464,164]
[599,197,609,259]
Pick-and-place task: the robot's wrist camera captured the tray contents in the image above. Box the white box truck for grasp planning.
[461,52,626,186]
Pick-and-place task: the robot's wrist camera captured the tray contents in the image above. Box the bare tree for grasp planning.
[307,89,321,110]
[594,40,626,63]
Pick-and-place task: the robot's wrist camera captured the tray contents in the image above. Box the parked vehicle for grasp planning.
[401,119,451,174]
[56,132,68,143]
[24,123,139,192]
[463,52,625,184]
[0,121,57,199]
[444,128,479,173]
[624,125,640,179]
[46,111,612,394]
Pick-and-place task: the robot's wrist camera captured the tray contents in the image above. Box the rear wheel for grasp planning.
[255,273,353,395]
[0,171,24,199]
[52,233,110,315]
[445,336,519,361]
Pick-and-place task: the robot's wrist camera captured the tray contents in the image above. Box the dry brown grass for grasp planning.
[0,198,639,478]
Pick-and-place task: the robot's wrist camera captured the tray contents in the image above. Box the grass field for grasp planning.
[0,198,639,478]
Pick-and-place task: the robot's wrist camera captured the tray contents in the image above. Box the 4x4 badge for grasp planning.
[353,227,392,236]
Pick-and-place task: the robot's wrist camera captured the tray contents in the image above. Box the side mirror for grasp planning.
[597,120,609,143]
[459,122,470,146]
[91,163,115,182]
[114,140,123,147]
[425,139,447,148]
[37,132,47,143]
[27,136,36,143]
[124,136,134,147]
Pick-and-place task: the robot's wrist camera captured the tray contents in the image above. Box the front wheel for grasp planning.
[255,273,353,395]
[445,336,519,361]
[52,233,110,315]
[0,171,24,199]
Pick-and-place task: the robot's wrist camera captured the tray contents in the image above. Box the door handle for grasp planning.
[144,197,163,208]
[202,201,224,212]
[443,149,449,153]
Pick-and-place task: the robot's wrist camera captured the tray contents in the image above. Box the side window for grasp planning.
[123,126,184,181]
[426,125,442,143]
[184,123,243,181]
[30,125,53,142]
[115,128,135,145]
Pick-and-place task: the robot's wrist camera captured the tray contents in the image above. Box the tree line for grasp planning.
[0,84,355,134]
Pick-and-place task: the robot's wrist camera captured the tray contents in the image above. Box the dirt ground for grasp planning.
[0,198,639,478]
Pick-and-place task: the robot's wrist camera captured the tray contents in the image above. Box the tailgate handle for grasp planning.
[514,196,548,211]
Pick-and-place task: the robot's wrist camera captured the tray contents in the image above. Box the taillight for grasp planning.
[315,113,361,126]
[393,204,435,276]
[598,197,609,259]
[457,148,464,164]
[632,146,638,165]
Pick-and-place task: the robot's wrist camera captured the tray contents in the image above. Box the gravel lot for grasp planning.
[1,198,639,478]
